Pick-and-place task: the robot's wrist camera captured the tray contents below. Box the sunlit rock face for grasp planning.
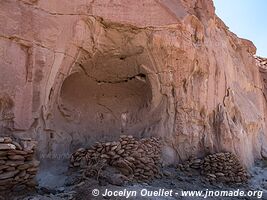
[0,0,266,168]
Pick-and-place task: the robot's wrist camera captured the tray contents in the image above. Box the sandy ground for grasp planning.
[1,160,267,200]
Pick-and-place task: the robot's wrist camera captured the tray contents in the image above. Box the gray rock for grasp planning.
[0,143,16,150]
[0,170,19,180]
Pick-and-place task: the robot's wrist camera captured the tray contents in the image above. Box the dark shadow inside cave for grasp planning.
[55,67,153,152]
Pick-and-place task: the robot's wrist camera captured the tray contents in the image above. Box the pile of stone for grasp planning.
[178,152,249,184]
[0,136,39,191]
[70,135,162,182]
[201,152,249,184]
[177,157,203,172]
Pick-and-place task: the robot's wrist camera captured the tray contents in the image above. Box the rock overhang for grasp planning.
[0,0,266,171]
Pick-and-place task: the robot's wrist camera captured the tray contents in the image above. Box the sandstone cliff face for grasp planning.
[0,0,266,168]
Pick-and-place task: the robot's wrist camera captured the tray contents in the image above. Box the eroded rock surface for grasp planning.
[0,0,267,172]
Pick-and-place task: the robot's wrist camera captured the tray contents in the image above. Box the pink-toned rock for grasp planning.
[0,0,266,170]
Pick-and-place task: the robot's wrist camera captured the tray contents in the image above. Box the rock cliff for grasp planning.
[0,0,266,169]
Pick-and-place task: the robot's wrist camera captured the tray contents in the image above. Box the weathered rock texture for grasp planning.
[178,152,249,184]
[0,0,267,169]
[256,56,267,105]
[70,135,162,183]
[0,137,38,190]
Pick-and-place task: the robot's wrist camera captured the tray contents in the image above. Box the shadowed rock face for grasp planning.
[0,0,266,168]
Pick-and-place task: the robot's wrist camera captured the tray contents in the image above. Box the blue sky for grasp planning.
[213,0,267,57]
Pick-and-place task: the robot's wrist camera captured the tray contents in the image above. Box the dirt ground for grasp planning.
[1,160,267,200]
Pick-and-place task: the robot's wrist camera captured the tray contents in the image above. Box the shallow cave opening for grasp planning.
[37,64,156,188]
[55,66,153,152]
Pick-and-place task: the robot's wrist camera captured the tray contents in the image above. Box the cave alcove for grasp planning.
[54,60,154,152]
